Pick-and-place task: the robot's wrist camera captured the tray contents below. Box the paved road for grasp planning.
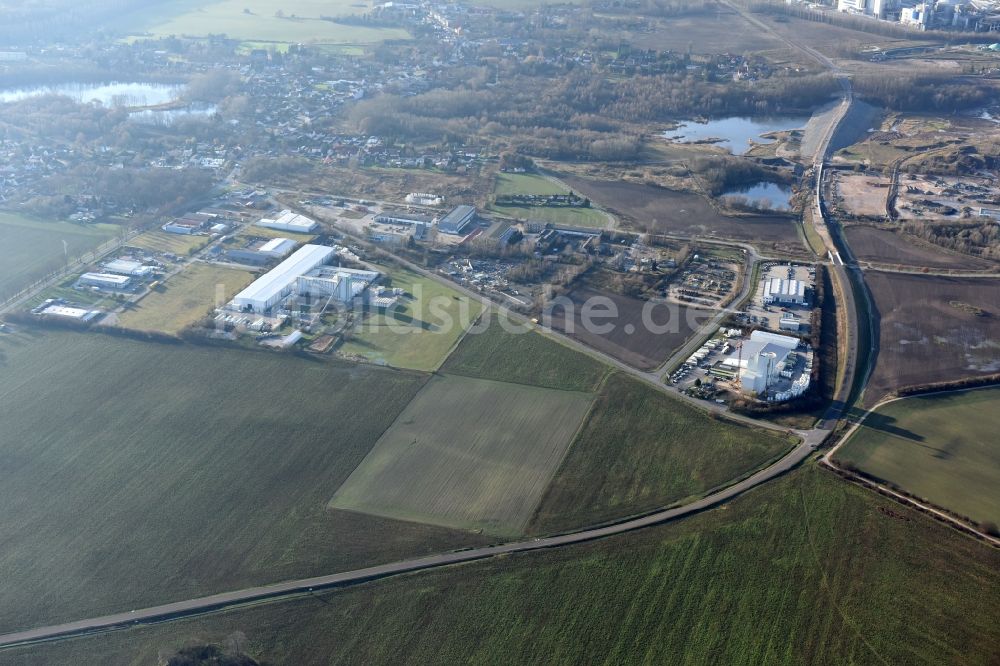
[0,438,817,650]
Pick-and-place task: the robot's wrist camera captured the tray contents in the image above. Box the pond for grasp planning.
[664,116,810,155]
[720,182,793,211]
[0,81,184,107]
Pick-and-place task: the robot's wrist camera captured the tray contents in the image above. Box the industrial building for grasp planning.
[258,237,297,259]
[438,205,476,235]
[762,277,808,305]
[257,210,318,234]
[724,331,811,400]
[405,192,443,206]
[297,266,380,303]
[39,304,100,321]
[78,272,131,290]
[102,259,156,278]
[232,244,335,313]
[374,211,437,227]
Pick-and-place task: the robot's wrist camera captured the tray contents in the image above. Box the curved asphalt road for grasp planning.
[0,439,816,650]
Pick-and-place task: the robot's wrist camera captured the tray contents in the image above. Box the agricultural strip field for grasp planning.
[126,230,209,256]
[116,262,256,334]
[489,172,609,228]
[0,329,492,633]
[442,313,608,392]
[546,282,714,371]
[836,386,1000,526]
[560,176,802,252]
[115,0,410,45]
[864,272,1000,406]
[12,466,999,666]
[844,225,996,270]
[0,213,119,300]
[530,373,794,533]
[329,374,593,536]
[338,265,483,371]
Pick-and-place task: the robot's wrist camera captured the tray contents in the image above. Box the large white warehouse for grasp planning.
[232,244,334,313]
[257,210,318,234]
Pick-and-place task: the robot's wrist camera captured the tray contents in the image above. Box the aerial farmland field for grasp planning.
[844,225,996,270]
[115,0,410,45]
[330,374,594,535]
[339,265,482,371]
[14,467,999,666]
[835,386,1000,526]
[530,373,794,532]
[0,329,492,634]
[116,262,256,334]
[442,313,608,392]
[490,173,609,228]
[559,176,801,252]
[0,213,119,300]
[126,230,209,256]
[864,272,1000,406]
[546,282,715,371]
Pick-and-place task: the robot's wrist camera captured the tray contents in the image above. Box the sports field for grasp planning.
[13,467,998,665]
[443,313,607,392]
[330,374,593,535]
[127,230,208,256]
[835,386,1000,526]
[531,373,794,533]
[339,266,482,371]
[117,262,256,334]
[0,213,119,300]
[490,173,609,228]
[118,0,409,45]
[0,329,494,634]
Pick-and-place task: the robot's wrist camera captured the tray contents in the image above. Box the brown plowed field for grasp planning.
[561,176,801,251]
[845,225,996,270]
[865,272,1000,406]
[545,284,714,371]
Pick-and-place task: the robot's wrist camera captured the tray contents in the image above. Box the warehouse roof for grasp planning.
[234,244,334,306]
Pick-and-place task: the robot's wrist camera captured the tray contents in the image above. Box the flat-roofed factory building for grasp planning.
[232,244,334,313]
[437,205,476,235]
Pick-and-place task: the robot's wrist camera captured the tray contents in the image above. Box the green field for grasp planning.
[238,224,317,242]
[330,374,593,535]
[442,313,608,392]
[0,213,119,300]
[490,173,609,228]
[12,466,998,666]
[127,230,208,256]
[530,373,794,533]
[117,262,256,334]
[0,330,494,633]
[119,0,410,45]
[339,265,482,371]
[835,387,1000,526]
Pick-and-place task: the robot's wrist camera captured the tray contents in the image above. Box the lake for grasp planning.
[720,182,793,211]
[664,116,810,155]
[0,81,184,107]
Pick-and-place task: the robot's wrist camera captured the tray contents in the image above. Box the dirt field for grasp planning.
[545,283,714,371]
[627,10,788,56]
[845,225,996,270]
[560,176,802,252]
[834,173,891,218]
[329,374,593,536]
[865,272,1000,406]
